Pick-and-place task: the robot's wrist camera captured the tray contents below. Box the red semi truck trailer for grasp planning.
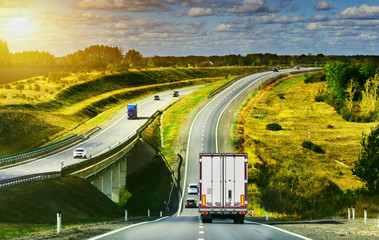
[199,153,248,224]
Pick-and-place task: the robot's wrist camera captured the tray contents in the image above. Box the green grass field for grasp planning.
[0,176,122,239]
[0,67,254,157]
[235,72,379,218]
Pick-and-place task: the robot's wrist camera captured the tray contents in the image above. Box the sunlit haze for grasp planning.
[0,0,378,56]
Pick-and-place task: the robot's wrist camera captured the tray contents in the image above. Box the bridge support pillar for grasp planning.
[120,157,127,188]
[103,169,112,199]
[92,175,103,192]
[112,164,120,202]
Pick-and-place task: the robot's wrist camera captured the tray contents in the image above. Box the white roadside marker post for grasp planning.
[348,208,351,220]
[352,207,355,220]
[266,211,268,221]
[125,210,128,222]
[57,211,62,234]
[148,209,150,218]
[364,208,367,224]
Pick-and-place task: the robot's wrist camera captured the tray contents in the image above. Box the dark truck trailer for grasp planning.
[127,104,137,119]
[199,153,248,224]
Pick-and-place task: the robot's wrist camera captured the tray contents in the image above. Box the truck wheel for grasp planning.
[202,218,206,223]
[234,219,238,224]
[208,218,212,223]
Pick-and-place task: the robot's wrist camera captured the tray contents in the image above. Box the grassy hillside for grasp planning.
[0,67,255,157]
[235,72,378,218]
[0,176,123,239]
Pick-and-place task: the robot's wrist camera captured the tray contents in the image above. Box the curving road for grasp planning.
[0,86,201,181]
[91,69,317,240]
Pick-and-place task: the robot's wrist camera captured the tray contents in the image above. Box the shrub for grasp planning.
[302,141,313,149]
[315,95,324,102]
[278,93,285,99]
[311,144,325,154]
[266,123,282,131]
[302,141,325,154]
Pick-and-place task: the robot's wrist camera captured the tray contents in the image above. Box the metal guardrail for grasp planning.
[0,134,82,167]
[0,126,102,168]
[0,110,162,188]
[0,171,61,188]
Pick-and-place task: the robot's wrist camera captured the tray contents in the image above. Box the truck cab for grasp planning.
[127,104,137,119]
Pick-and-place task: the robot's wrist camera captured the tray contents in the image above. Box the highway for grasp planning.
[91,69,316,240]
[0,86,201,181]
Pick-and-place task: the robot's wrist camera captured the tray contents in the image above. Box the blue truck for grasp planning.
[127,104,137,119]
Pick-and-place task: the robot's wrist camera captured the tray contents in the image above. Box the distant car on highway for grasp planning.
[295,66,300,70]
[73,148,86,158]
[273,67,279,72]
[154,95,160,100]
[188,183,199,194]
[185,198,197,208]
[173,90,179,97]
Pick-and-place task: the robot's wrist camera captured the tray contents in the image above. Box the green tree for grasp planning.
[352,124,379,193]
[0,39,11,67]
[324,62,360,103]
[345,79,359,112]
[125,49,143,67]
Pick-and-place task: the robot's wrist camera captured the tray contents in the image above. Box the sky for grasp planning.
[0,0,378,57]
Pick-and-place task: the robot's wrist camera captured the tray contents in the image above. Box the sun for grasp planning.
[7,17,31,35]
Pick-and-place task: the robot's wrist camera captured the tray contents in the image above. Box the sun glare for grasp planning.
[7,17,31,35]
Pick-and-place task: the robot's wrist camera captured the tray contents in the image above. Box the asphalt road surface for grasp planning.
[0,86,201,181]
[90,69,317,240]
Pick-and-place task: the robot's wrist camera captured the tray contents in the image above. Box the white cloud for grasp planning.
[38,11,132,28]
[227,0,271,16]
[72,0,174,12]
[214,23,233,32]
[336,4,379,20]
[313,1,334,11]
[187,8,213,17]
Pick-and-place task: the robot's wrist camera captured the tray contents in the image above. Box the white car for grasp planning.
[188,183,198,194]
[73,148,86,158]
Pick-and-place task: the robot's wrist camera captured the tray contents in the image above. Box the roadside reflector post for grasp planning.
[252,209,254,217]
[352,207,355,220]
[125,210,127,222]
[266,211,268,221]
[348,208,351,220]
[160,211,162,217]
[57,210,62,234]
[148,209,150,218]
[364,208,367,224]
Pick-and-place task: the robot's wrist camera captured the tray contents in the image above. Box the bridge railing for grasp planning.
[0,171,61,188]
[0,111,162,188]
[0,126,101,167]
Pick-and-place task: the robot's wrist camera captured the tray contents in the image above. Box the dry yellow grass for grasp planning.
[238,73,377,191]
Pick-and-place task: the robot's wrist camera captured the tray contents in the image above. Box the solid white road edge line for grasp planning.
[88,216,169,240]
[215,72,273,152]
[244,220,313,240]
[179,71,272,216]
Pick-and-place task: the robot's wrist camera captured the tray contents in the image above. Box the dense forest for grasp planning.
[1,39,379,69]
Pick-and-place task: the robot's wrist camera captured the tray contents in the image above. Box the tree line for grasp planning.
[1,39,379,69]
[318,62,379,122]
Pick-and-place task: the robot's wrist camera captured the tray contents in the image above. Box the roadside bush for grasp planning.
[315,95,324,102]
[266,123,282,131]
[278,93,285,99]
[302,141,325,154]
